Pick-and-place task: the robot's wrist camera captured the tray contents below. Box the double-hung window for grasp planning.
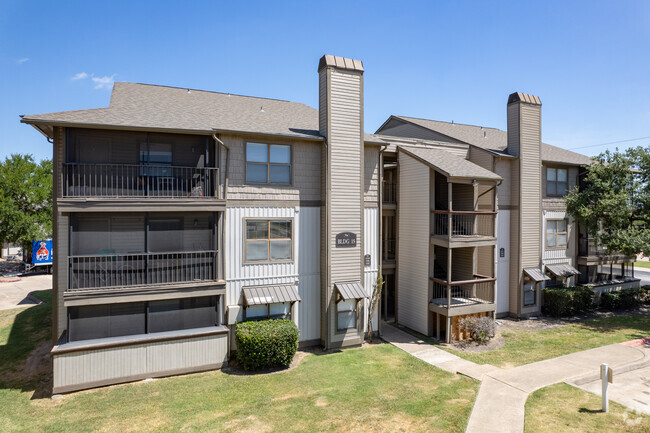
[245,219,292,262]
[546,219,568,249]
[246,143,291,184]
[337,298,358,331]
[547,167,568,196]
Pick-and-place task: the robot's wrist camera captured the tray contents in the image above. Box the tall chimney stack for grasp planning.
[318,55,365,348]
[507,92,543,317]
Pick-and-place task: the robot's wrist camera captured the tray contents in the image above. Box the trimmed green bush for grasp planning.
[235,319,299,371]
[542,286,595,317]
[600,288,642,310]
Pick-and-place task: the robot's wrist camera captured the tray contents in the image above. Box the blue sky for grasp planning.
[1,0,649,162]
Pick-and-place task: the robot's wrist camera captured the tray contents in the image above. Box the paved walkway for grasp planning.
[0,274,51,310]
[381,323,650,433]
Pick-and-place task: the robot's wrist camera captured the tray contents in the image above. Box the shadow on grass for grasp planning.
[577,314,650,338]
[0,289,52,399]
[579,407,605,414]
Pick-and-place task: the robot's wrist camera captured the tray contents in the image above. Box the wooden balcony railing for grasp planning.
[383,182,397,204]
[429,274,496,309]
[62,163,221,199]
[430,210,496,239]
[68,250,219,292]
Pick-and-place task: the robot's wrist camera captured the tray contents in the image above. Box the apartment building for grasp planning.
[21,54,637,393]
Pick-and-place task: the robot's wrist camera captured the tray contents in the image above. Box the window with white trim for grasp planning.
[245,219,292,262]
[246,143,291,184]
[244,302,291,321]
[546,219,568,249]
[336,298,358,331]
[523,277,536,306]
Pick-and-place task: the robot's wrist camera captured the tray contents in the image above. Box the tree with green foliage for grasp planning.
[565,146,650,257]
[0,154,53,252]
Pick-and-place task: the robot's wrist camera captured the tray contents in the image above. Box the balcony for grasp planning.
[68,250,221,294]
[577,238,634,265]
[430,210,497,247]
[428,275,496,316]
[62,163,221,199]
[383,182,397,205]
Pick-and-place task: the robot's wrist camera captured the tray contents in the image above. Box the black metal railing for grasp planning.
[431,211,496,238]
[383,182,396,204]
[429,275,496,308]
[63,163,220,198]
[68,250,219,292]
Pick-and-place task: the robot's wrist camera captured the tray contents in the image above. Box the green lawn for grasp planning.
[0,290,478,432]
[634,260,650,270]
[394,315,650,369]
[525,383,650,432]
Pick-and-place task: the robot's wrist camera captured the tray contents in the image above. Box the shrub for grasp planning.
[235,319,299,371]
[542,286,594,317]
[600,288,642,310]
[641,286,650,305]
[458,316,495,343]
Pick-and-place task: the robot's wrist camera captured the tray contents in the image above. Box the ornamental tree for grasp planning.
[565,146,650,257]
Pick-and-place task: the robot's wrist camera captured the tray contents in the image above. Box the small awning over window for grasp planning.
[243,284,301,306]
[546,263,581,278]
[335,281,366,300]
[523,268,551,282]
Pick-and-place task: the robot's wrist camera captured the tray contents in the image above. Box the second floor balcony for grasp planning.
[430,210,497,247]
[62,163,221,199]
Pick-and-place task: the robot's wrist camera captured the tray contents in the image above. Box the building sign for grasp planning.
[336,232,357,248]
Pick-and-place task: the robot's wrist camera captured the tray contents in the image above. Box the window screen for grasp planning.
[68,303,146,342]
[148,296,217,333]
[337,299,358,331]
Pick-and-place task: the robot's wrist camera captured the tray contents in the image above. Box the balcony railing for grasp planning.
[383,182,396,204]
[431,210,496,238]
[62,163,220,199]
[68,250,219,292]
[429,274,496,309]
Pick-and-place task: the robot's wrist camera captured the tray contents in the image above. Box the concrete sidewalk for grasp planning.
[0,274,51,310]
[465,343,648,433]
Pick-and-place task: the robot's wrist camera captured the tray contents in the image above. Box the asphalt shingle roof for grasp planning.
[398,145,502,182]
[392,116,592,166]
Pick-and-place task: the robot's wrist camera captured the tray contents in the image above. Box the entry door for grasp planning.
[496,210,510,315]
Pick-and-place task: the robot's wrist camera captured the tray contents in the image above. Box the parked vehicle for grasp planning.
[23,239,53,273]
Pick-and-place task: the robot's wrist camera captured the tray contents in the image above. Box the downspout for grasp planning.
[212,132,229,201]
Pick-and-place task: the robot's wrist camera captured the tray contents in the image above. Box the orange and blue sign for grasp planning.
[32,240,53,265]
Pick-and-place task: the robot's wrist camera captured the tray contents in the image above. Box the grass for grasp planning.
[525,383,650,432]
[634,260,650,269]
[395,315,650,368]
[0,290,478,432]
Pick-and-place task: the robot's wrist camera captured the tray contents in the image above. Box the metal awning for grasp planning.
[523,267,551,282]
[546,263,581,278]
[243,284,301,306]
[335,281,367,300]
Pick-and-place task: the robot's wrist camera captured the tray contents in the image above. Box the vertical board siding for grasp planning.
[53,333,228,392]
[53,127,67,341]
[363,207,379,331]
[224,206,320,341]
[397,153,430,335]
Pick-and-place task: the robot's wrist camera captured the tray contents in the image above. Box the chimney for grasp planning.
[506,92,543,317]
[317,55,365,348]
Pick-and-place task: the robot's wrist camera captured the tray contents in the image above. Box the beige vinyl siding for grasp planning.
[319,70,328,137]
[507,103,522,313]
[519,103,542,269]
[469,146,493,171]
[397,153,430,335]
[494,158,512,208]
[224,134,321,202]
[329,70,363,285]
[364,145,379,203]
[476,246,494,276]
[379,118,466,144]
[451,183,474,211]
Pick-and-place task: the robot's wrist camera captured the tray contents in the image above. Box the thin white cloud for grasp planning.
[91,74,115,89]
[17,58,29,64]
[71,72,89,80]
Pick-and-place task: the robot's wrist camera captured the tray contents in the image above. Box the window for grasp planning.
[246,143,291,184]
[547,167,568,196]
[337,298,358,331]
[245,220,292,262]
[546,220,568,249]
[523,278,536,306]
[67,296,220,342]
[140,142,173,177]
[244,302,291,321]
